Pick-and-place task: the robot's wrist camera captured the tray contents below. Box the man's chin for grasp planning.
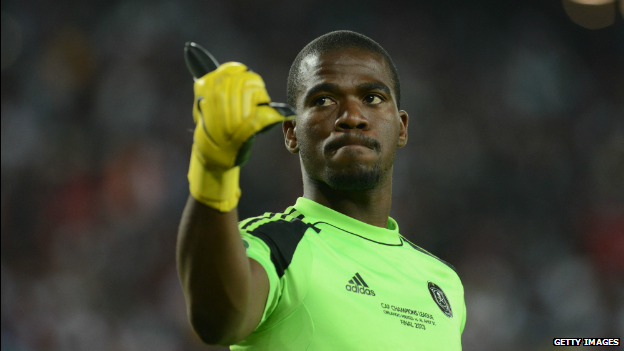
[324,164,383,191]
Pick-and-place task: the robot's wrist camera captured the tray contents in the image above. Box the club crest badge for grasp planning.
[428,281,453,318]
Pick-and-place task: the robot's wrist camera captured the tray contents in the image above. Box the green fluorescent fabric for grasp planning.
[232,197,465,350]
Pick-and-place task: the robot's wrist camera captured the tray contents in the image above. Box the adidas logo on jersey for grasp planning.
[345,272,375,296]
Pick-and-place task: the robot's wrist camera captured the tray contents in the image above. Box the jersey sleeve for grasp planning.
[240,230,282,326]
[238,214,315,331]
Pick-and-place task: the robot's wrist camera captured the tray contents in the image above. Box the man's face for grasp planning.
[283,48,408,191]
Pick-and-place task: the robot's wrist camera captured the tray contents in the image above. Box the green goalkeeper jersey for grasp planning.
[232,197,466,350]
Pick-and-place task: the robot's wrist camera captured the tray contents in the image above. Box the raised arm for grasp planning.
[176,63,293,345]
[177,196,268,345]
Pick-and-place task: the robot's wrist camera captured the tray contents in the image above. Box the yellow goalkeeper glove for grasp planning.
[188,62,294,212]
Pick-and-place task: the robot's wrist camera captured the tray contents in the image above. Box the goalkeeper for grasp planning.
[177,31,466,350]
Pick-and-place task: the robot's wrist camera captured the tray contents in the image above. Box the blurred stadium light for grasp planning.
[568,0,613,4]
[562,0,619,29]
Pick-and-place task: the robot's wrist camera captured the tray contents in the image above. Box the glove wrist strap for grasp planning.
[188,147,241,212]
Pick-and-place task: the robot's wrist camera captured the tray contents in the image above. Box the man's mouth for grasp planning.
[324,134,381,154]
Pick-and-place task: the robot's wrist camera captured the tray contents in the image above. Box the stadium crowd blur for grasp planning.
[1,0,622,350]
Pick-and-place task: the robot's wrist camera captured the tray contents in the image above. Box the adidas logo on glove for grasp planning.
[345,272,376,296]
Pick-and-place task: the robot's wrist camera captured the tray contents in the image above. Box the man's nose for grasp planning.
[335,98,370,131]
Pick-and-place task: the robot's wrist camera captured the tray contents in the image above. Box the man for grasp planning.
[177,30,465,350]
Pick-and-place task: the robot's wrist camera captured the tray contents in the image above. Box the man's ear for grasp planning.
[397,110,408,148]
[283,119,299,153]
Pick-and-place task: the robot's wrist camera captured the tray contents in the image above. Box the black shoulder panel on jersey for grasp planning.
[402,238,458,274]
[247,218,312,278]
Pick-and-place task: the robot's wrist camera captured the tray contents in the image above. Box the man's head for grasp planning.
[287,30,401,111]
[283,31,408,192]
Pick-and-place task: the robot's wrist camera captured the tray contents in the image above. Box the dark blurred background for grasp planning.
[1,0,623,350]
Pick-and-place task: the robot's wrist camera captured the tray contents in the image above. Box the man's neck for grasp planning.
[301,172,393,229]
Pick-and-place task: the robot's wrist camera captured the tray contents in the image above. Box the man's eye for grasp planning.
[364,94,383,104]
[315,97,335,106]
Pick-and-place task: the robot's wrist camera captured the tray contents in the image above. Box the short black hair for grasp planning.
[286,30,401,111]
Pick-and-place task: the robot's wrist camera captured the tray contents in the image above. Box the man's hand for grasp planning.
[192,62,291,170]
[188,62,294,212]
